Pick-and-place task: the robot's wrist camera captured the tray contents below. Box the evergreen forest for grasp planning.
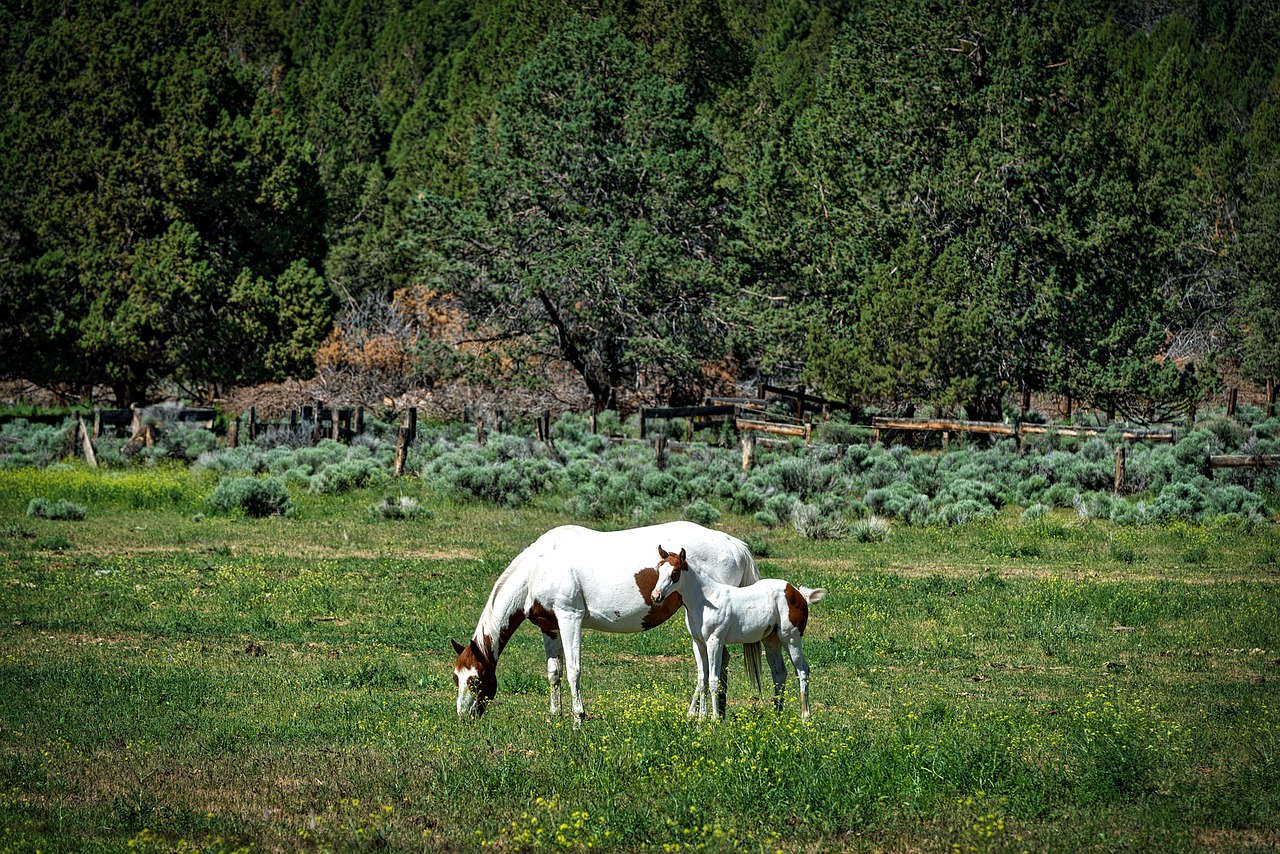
[3,0,1279,419]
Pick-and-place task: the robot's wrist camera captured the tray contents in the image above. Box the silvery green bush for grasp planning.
[206,476,293,518]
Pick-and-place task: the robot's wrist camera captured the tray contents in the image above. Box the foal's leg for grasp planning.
[684,612,707,719]
[782,631,813,720]
[689,636,711,721]
[542,631,563,717]
[762,633,789,712]
[705,634,728,719]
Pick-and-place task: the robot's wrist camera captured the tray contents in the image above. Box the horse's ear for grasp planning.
[451,639,466,655]
[658,545,669,559]
[679,548,687,561]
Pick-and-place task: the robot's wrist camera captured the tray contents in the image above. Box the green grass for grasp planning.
[1,466,1279,852]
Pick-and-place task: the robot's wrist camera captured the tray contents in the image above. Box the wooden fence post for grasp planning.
[1269,378,1277,419]
[1114,446,1126,494]
[477,419,486,446]
[407,407,418,444]
[655,433,667,469]
[248,406,258,441]
[1227,387,1238,418]
[394,426,410,477]
[355,406,364,435]
[79,418,97,468]
[92,408,102,439]
[741,434,755,471]
[228,419,239,449]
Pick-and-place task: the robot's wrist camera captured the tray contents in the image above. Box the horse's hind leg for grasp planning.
[542,631,563,717]
[716,646,731,714]
[559,617,587,723]
[763,633,788,712]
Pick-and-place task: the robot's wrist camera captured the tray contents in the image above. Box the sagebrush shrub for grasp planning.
[1150,480,1210,522]
[155,426,218,462]
[932,498,994,527]
[850,514,891,543]
[367,495,428,521]
[0,419,75,469]
[641,470,679,499]
[26,497,87,520]
[1020,503,1051,525]
[791,502,847,539]
[206,476,293,518]
[310,458,388,495]
[683,499,721,527]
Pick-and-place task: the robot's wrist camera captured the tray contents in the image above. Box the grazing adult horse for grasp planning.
[650,545,825,720]
[452,522,763,720]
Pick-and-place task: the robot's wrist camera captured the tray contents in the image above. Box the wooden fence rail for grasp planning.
[871,416,1178,446]
[1209,454,1280,469]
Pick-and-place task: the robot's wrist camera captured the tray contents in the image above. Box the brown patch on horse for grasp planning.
[528,599,559,634]
[453,637,498,710]
[784,583,810,634]
[634,566,683,630]
[497,610,526,654]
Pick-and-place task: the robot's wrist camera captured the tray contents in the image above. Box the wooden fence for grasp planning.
[869,416,1178,448]
[21,382,1279,477]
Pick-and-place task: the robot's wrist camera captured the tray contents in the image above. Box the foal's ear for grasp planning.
[451,639,466,656]
[658,545,669,559]
[679,548,687,561]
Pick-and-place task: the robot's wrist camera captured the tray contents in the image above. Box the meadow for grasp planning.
[1,462,1279,853]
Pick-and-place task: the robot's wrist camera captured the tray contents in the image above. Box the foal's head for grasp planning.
[452,638,497,718]
[650,545,688,604]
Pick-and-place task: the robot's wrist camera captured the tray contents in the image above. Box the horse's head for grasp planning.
[452,638,498,718]
[650,545,688,603]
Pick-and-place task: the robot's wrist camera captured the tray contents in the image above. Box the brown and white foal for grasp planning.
[651,545,824,720]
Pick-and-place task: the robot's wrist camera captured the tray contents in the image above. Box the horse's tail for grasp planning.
[743,640,763,695]
[736,536,765,696]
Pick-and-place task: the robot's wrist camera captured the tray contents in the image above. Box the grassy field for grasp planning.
[2,466,1279,852]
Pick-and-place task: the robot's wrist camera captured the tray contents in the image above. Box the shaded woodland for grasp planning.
[2,0,1278,419]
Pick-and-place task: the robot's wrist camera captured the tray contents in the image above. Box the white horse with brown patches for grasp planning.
[452,522,763,721]
[650,545,824,720]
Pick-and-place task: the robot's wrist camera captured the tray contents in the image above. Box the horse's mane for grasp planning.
[472,545,534,644]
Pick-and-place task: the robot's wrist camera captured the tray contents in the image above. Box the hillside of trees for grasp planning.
[2,0,1278,420]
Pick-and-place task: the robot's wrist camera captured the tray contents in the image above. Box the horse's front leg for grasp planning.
[705,634,728,719]
[542,631,563,718]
